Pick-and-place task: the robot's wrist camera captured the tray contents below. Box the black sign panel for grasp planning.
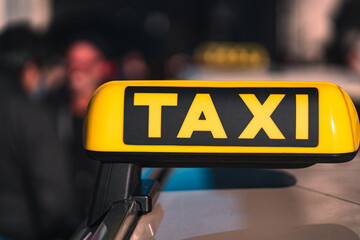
[123,87,318,147]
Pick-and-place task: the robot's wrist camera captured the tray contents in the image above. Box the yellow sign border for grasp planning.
[84,80,359,155]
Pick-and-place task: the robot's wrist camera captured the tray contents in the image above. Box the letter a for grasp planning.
[177,94,227,138]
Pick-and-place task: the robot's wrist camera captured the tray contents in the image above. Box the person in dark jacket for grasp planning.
[0,24,76,239]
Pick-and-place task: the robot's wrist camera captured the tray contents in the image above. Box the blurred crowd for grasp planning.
[0,0,360,239]
[0,24,104,239]
[0,22,182,239]
[0,6,198,239]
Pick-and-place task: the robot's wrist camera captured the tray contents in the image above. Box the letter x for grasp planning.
[239,94,285,139]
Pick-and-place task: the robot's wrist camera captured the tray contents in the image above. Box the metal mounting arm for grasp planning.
[87,163,158,227]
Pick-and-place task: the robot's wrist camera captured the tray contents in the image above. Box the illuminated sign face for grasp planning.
[84,81,359,165]
[124,87,318,147]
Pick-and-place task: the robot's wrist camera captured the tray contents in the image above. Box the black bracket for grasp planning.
[87,163,159,227]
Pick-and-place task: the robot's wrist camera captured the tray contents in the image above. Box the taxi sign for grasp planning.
[84,81,359,166]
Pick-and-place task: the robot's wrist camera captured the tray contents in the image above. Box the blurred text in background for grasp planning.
[1,0,359,79]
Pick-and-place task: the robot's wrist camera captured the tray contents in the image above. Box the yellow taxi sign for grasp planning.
[84,81,359,165]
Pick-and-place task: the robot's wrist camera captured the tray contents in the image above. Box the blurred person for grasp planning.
[0,24,75,239]
[58,37,115,219]
[343,30,360,75]
[67,39,113,117]
[43,55,67,97]
[41,56,69,125]
[121,50,150,80]
[327,0,360,71]
[164,53,193,79]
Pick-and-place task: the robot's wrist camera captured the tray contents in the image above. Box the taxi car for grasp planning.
[73,80,359,240]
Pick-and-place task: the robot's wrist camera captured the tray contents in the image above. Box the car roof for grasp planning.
[131,153,360,239]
